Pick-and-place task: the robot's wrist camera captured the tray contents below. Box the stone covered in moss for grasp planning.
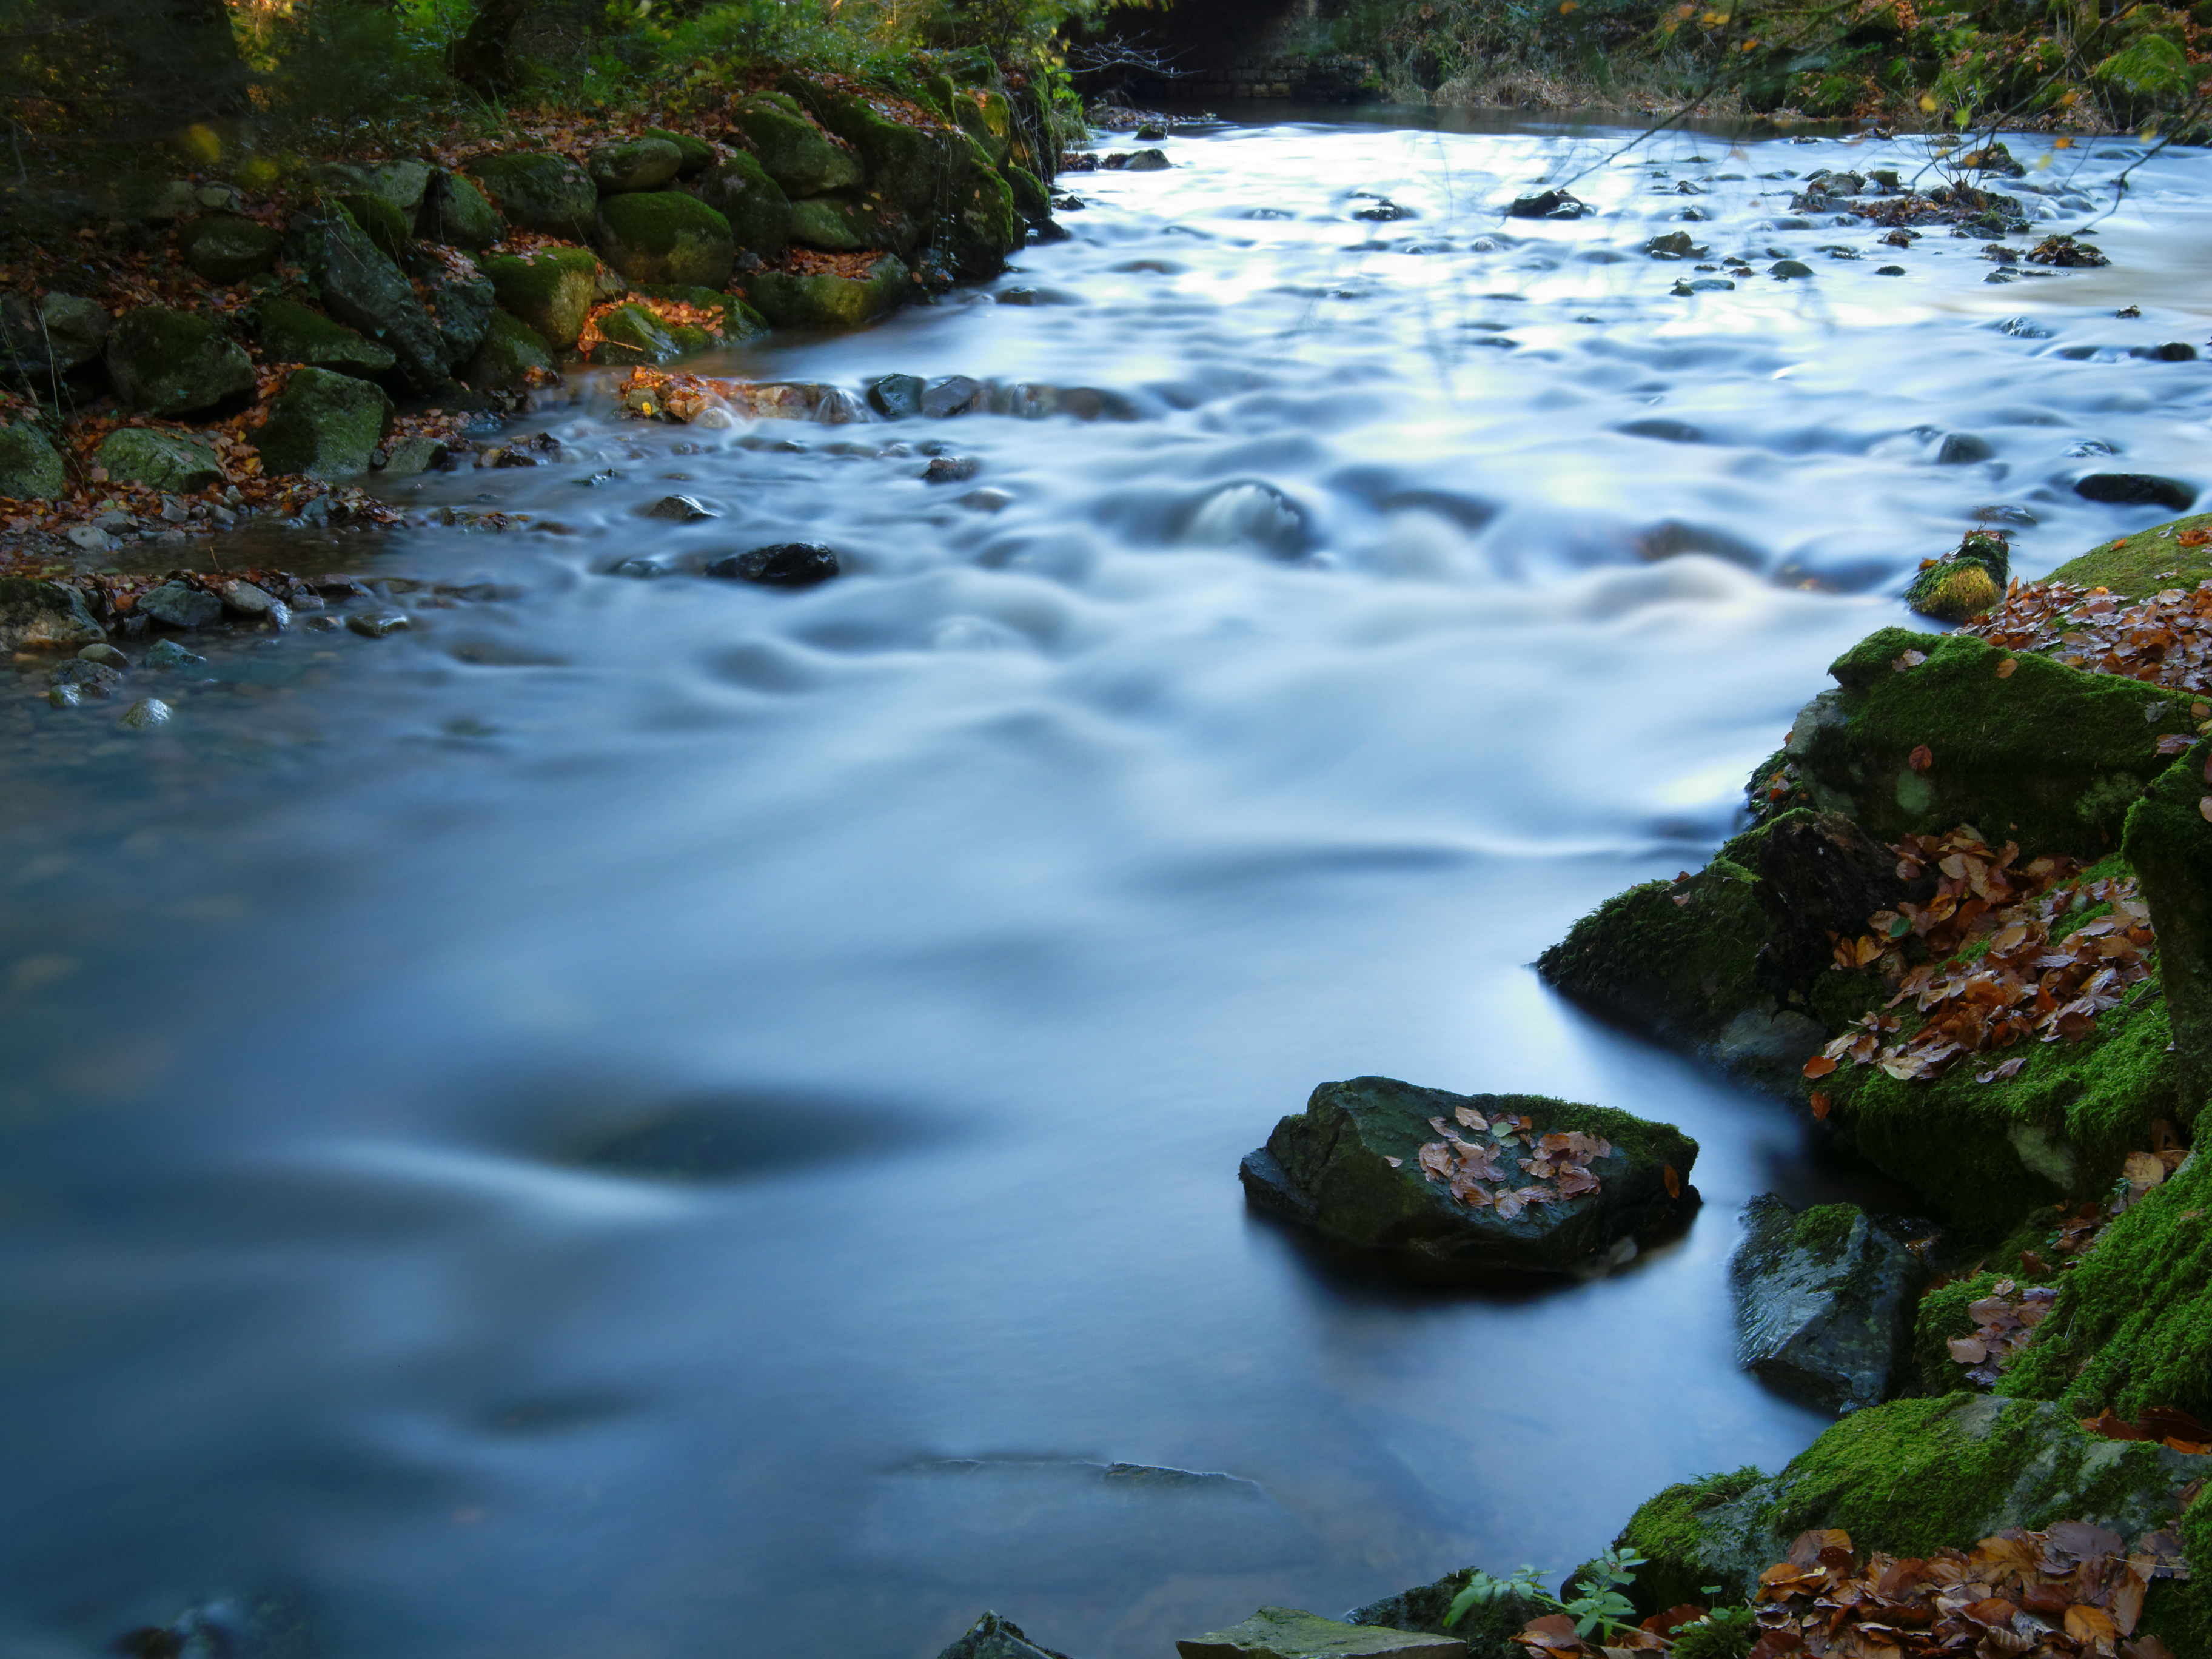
[1904,528,2010,623]
[460,309,554,389]
[104,306,255,415]
[594,192,734,289]
[2048,514,2212,599]
[253,365,393,478]
[417,169,501,250]
[636,284,769,344]
[1909,1267,2007,1396]
[176,214,282,284]
[292,204,447,393]
[1178,1606,1460,1659]
[1789,626,2196,859]
[1617,1396,2202,1613]
[309,158,429,211]
[0,423,67,498]
[588,136,683,195]
[96,427,222,491]
[641,127,715,177]
[2124,737,2211,1118]
[940,131,1020,281]
[1240,1075,1699,1276]
[795,77,944,217]
[1004,163,1052,224]
[481,247,599,352]
[259,295,395,376]
[1344,1567,1561,1659]
[588,301,682,365]
[333,190,411,256]
[729,95,863,197]
[1731,1196,1926,1414]
[951,86,1014,167]
[745,254,910,330]
[0,576,102,648]
[0,290,110,385]
[404,249,495,370]
[466,152,597,240]
[787,192,919,256]
[691,150,791,260]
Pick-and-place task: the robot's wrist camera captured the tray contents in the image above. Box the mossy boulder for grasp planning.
[2123,738,2212,1116]
[786,191,919,256]
[333,190,411,257]
[291,204,447,393]
[1618,1395,2204,1613]
[481,247,599,352]
[588,136,683,195]
[253,364,393,478]
[2049,513,2212,598]
[1239,1075,1700,1276]
[1788,626,2197,859]
[1344,1568,1561,1659]
[1731,1196,1927,1415]
[594,192,734,289]
[940,132,1020,281]
[641,127,715,177]
[176,214,282,284]
[744,253,909,330]
[0,290,110,384]
[636,284,769,344]
[1904,528,2009,623]
[404,249,495,370]
[466,152,597,240]
[417,170,501,250]
[309,159,429,211]
[0,423,67,499]
[0,576,102,649]
[588,301,683,365]
[104,306,255,415]
[729,95,863,197]
[1004,163,1053,224]
[1178,1607,1460,1659]
[951,86,1014,167]
[96,427,223,491]
[690,150,791,260]
[793,78,946,218]
[460,308,554,389]
[258,295,396,377]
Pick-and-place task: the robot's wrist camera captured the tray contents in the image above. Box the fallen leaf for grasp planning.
[2200,796,2212,823]
[1811,1091,1831,1121]
[1454,1105,1489,1133]
[1996,658,2017,678]
[2066,1604,2120,1643]
[1908,744,1934,773]
[1383,1155,1403,1167]
[1803,1054,1838,1079]
[1663,1164,1681,1198]
[2123,1151,2167,1188]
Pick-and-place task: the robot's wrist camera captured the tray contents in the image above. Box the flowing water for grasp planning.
[5,111,2210,1659]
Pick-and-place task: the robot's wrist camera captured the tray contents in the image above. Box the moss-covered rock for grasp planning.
[104,306,255,415]
[176,214,281,284]
[258,295,396,377]
[729,95,863,197]
[1240,1075,1700,1276]
[0,575,102,649]
[253,364,393,478]
[952,85,1014,167]
[642,127,715,177]
[744,254,909,329]
[1731,1196,1927,1414]
[2124,737,2212,1118]
[0,423,67,499]
[417,170,501,251]
[404,249,495,370]
[2049,514,2212,599]
[635,284,769,344]
[0,291,110,385]
[1904,528,2009,623]
[588,301,682,365]
[291,204,447,393]
[786,192,919,256]
[1179,1606,1460,1659]
[1344,1568,1562,1659]
[309,158,429,211]
[690,150,791,260]
[1003,163,1052,224]
[588,136,683,195]
[466,152,597,240]
[460,308,554,389]
[940,131,1020,281]
[333,190,411,257]
[96,426,222,491]
[1618,1396,2202,1612]
[481,247,599,352]
[594,192,734,289]
[794,78,946,217]
[1790,626,2196,859]
[1910,1267,2007,1396]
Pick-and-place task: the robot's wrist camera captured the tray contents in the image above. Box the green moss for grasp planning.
[480,248,598,352]
[2124,739,2212,1121]
[729,96,863,196]
[104,306,255,417]
[1791,1203,1859,1263]
[2051,514,2212,600]
[0,424,67,499]
[1906,530,2011,624]
[1617,1467,1768,1612]
[465,152,597,240]
[743,254,909,330]
[333,190,410,256]
[1911,1269,2003,1395]
[258,295,396,376]
[640,127,716,176]
[2000,1146,2212,1423]
[460,309,553,390]
[1002,162,1051,222]
[1669,1607,1757,1659]
[594,192,735,288]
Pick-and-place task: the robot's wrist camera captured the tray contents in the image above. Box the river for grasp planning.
[2,109,2205,1659]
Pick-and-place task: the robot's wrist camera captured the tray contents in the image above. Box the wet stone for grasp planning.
[647,494,716,521]
[923,455,980,484]
[921,375,982,418]
[704,543,840,588]
[116,697,172,729]
[49,659,124,697]
[1770,260,1815,279]
[346,611,411,638]
[2076,473,2196,511]
[76,643,129,668]
[142,638,206,669]
[138,582,222,630]
[608,558,670,578]
[867,374,925,419]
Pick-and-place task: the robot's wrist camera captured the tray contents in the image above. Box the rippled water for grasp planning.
[5,112,2210,1659]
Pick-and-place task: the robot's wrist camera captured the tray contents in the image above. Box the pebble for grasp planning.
[142,639,207,669]
[138,581,223,630]
[608,557,670,578]
[703,543,840,588]
[923,455,982,484]
[77,644,130,668]
[346,611,411,638]
[46,684,81,709]
[647,494,716,521]
[65,525,108,552]
[307,615,343,632]
[960,488,1014,513]
[116,697,172,729]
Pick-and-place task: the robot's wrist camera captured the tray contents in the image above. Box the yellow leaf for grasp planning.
[1919,92,1939,112]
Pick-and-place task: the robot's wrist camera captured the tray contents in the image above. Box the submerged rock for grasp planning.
[1731,1196,1929,1415]
[1239,1076,1698,1276]
[934,1610,1074,1659]
[705,543,841,588]
[0,578,104,650]
[1180,1607,1459,1659]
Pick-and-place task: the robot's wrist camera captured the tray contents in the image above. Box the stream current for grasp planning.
[4,110,2210,1659]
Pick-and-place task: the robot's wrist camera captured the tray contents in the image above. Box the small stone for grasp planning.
[142,638,207,668]
[65,523,110,552]
[923,455,980,484]
[77,643,129,667]
[47,683,82,708]
[608,557,669,578]
[960,487,1014,512]
[922,375,982,418]
[1936,433,1995,465]
[307,614,343,632]
[703,543,840,588]
[116,697,172,729]
[1877,264,1906,275]
[1770,260,1815,279]
[219,581,278,615]
[346,611,411,638]
[49,658,123,697]
[647,494,716,521]
[138,581,223,629]
[867,374,925,419]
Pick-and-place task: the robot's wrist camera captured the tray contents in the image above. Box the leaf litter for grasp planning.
[1410,1111,1612,1220]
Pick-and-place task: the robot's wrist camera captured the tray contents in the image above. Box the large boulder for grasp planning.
[0,423,67,499]
[1344,1568,1561,1659]
[258,295,397,377]
[253,366,394,478]
[292,204,447,393]
[933,1610,1072,1659]
[333,190,412,257]
[96,427,223,492]
[2123,738,2212,1119]
[1239,1076,1699,1276]
[951,85,1014,167]
[588,136,683,194]
[104,306,255,415]
[728,94,862,196]
[0,290,110,384]
[689,150,791,260]
[481,247,599,352]
[404,249,496,370]
[176,214,282,284]
[1731,1196,1928,1415]
[787,192,919,256]
[744,254,909,330]
[595,192,735,288]
[1617,1395,2206,1614]
[466,152,597,240]
[310,159,431,212]
[0,577,103,649]
[461,309,555,389]
[587,301,683,366]
[937,131,1021,281]
[642,126,716,176]
[416,169,501,251]
[1178,1608,1458,1659]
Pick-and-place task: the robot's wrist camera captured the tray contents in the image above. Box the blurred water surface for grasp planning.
[4,112,2210,1659]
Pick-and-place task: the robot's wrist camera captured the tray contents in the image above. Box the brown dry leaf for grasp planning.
[2200,796,2212,823]
[1454,1105,1489,1133]
[1996,657,2018,678]
[2066,1603,2120,1643]
[1811,1091,1831,1121]
[2122,1151,2167,1188]
[1383,1155,1403,1168]
[1513,1614,1588,1652]
[1803,1054,1839,1079]
[1948,1335,1989,1364]
[1418,1142,1453,1182]
[1663,1164,1681,1198]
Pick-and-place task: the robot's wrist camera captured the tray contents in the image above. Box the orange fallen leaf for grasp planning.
[1662,1164,1681,1198]
[1803,1054,1838,1079]
[2067,1604,2120,1643]
[1810,1091,1831,1121]
[1908,745,1934,773]
[2123,1151,2167,1188]
[1996,657,2017,678]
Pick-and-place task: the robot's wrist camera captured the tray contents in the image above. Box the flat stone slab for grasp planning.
[1178,1607,1461,1659]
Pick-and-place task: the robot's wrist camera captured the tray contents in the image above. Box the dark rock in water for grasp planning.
[1124,148,1171,172]
[139,581,223,630]
[868,373,925,418]
[608,558,671,579]
[1769,260,1814,279]
[49,657,124,697]
[346,611,411,638]
[647,494,715,521]
[934,1610,1074,1659]
[2075,472,2195,510]
[1751,810,1931,1002]
[1134,121,1168,141]
[2130,341,2197,362]
[705,543,840,588]
[1179,1607,1460,1659]
[143,638,206,668]
[1936,432,1994,465]
[1350,196,1415,221]
[1618,418,1705,444]
[1,577,106,651]
[1346,1567,1558,1659]
[924,455,980,484]
[1507,189,1589,220]
[1644,230,1706,259]
[1240,1076,1699,1276]
[1731,1195,1929,1415]
[923,375,983,418]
